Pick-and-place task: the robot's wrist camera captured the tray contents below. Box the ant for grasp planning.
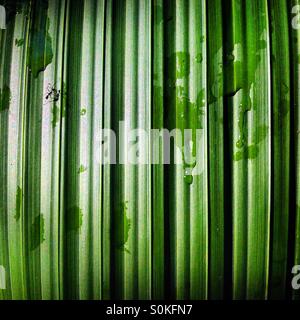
[44,83,60,104]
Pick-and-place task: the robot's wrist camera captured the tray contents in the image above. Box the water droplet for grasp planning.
[184,174,193,185]
[236,138,244,149]
[183,168,193,185]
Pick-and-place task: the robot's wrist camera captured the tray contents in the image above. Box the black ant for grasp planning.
[45,83,60,104]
